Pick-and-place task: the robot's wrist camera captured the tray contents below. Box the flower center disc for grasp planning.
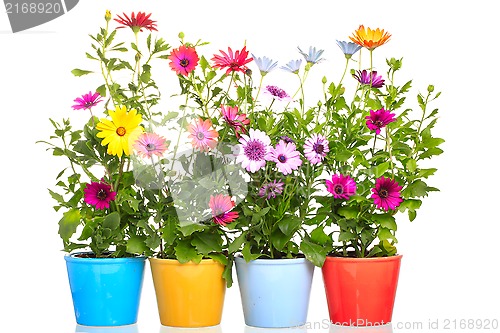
[334,184,344,194]
[313,143,324,154]
[146,143,156,151]
[379,189,389,198]
[180,59,189,67]
[116,127,126,136]
[197,132,205,140]
[374,120,384,127]
[244,140,265,161]
[278,155,287,163]
[97,189,107,200]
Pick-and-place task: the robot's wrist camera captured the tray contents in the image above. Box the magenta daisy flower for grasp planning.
[259,180,285,199]
[209,194,239,226]
[187,118,219,152]
[133,132,168,158]
[235,129,272,173]
[221,105,250,138]
[303,134,329,165]
[326,174,357,200]
[269,140,303,175]
[263,85,292,102]
[83,181,117,210]
[371,176,403,211]
[114,12,157,33]
[353,70,385,88]
[168,45,199,76]
[211,46,253,75]
[366,108,397,135]
[72,91,103,111]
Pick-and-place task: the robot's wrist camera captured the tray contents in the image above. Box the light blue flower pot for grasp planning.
[235,256,315,328]
[65,253,146,326]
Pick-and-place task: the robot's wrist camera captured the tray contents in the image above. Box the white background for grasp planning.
[1,1,499,332]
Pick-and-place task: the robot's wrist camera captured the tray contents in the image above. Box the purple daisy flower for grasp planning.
[83,181,117,210]
[365,108,397,135]
[72,91,103,111]
[235,129,272,173]
[280,136,295,144]
[371,176,403,211]
[269,140,303,175]
[303,134,329,165]
[264,85,291,102]
[353,70,385,88]
[259,180,285,199]
[326,174,357,200]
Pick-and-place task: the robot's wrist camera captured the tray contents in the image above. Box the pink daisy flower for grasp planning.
[365,108,397,135]
[211,46,253,75]
[187,118,219,152]
[209,194,239,226]
[83,181,117,210]
[114,12,157,33]
[263,85,292,102]
[259,180,285,199]
[303,134,329,165]
[371,176,403,211]
[133,132,168,158]
[221,105,250,138]
[269,140,303,175]
[168,45,199,76]
[326,174,357,200]
[236,129,272,173]
[72,91,103,111]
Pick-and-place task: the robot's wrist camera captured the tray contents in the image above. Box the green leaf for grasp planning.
[419,147,444,159]
[179,222,205,237]
[71,68,93,77]
[300,239,327,267]
[377,227,394,241]
[174,241,203,264]
[271,229,290,251]
[408,210,417,221]
[228,233,246,253]
[372,214,397,230]
[126,235,148,254]
[373,161,390,178]
[338,230,356,242]
[191,233,222,254]
[221,258,233,288]
[310,226,331,245]
[406,159,417,173]
[102,212,120,230]
[278,215,302,236]
[337,207,358,219]
[58,209,81,242]
[96,84,106,97]
[241,242,261,261]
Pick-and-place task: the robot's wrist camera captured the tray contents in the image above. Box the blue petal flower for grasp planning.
[280,59,302,74]
[297,46,325,65]
[251,53,278,75]
[336,40,362,58]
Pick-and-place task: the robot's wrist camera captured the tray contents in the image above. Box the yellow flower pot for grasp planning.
[149,258,226,327]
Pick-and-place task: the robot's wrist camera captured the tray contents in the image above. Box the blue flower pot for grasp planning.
[235,256,315,328]
[65,253,146,326]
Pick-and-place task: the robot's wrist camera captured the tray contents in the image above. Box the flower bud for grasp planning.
[135,52,141,62]
[105,10,111,22]
[245,68,253,76]
[322,76,327,84]
[427,85,434,93]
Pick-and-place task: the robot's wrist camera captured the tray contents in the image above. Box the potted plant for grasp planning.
[301,26,444,326]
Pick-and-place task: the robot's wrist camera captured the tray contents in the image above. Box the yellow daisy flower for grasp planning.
[349,25,391,51]
[96,106,143,158]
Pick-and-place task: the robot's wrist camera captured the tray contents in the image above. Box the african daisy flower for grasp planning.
[211,46,253,75]
[366,108,397,135]
[209,194,239,226]
[96,106,144,158]
[114,12,157,33]
[168,45,199,76]
[353,70,385,88]
[259,180,285,199]
[264,85,291,102]
[297,46,325,65]
[251,53,278,76]
[133,132,168,158]
[84,181,117,210]
[72,91,103,111]
[350,25,391,51]
[281,59,302,74]
[303,134,329,165]
[336,40,362,59]
[326,174,357,200]
[371,176,403,211]
[187,118,219,152]
[221,105,250,137]
[269,140,303,175]
[236,129,272,173]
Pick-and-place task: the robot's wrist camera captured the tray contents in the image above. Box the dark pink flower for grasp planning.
[366,108,397,135]
[114,12,157,33]
[83,181,116,210]
[209,194,239,226]
[72,91,103,111]
[221,105,250,138]
[353,70,385,88]
[326,174,357,200]
[211,46,253,75]
[168,45,199,76]
[371,176,403,211]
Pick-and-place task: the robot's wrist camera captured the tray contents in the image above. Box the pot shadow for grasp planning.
[159,325,223,333]
[329,323,393,333]
[75,324,139,333]
[244,325,307,333]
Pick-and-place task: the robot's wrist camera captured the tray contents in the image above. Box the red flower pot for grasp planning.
[322,255,402,326]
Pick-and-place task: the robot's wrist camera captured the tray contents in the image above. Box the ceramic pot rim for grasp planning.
[148,257,224,266]
[234,255,311,266]
[324,254,402,263]
[65,251,146,264]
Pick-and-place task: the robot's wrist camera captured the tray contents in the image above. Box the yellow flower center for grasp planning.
[116,127,126,136]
